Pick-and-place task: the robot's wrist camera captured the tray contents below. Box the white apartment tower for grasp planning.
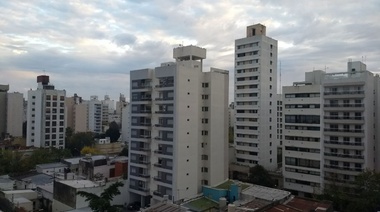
[234,24,278,170]
[322,61,379,190]
[26,75,66,148]
[283,70,325,197]
[129,45,229,206]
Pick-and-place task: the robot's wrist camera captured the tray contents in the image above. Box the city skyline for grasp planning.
[1,1,380,101]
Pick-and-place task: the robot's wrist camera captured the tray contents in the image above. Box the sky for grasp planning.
[1,0,380,102]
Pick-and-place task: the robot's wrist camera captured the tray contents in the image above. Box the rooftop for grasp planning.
[2,189,36,194]
[59,180,101,189]
[144,202,185,212]
[11,171,53,185]
[36,162,68,169]
[242,185,291,202]
[183,197,218,212]
[215,180,250,190]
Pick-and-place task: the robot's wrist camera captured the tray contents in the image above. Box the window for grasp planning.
[201,155,208,160]
[202,130,208,136]
[202,107,208,112]
[202,83,209,88]
[202,118,208,124]
[201,167,208,173]
[202,95,209,100]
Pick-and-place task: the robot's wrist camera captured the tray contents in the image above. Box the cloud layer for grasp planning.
[1,0,379,101]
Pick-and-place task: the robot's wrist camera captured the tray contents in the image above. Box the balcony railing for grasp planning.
[129,185,149,192]
[153,190,163,197]
[132,110,151,114]
[154,150,173,156]
[324,91,364,95]
[155,110,173,114]
[324,129,363,133]
[324,140,363,146]
[155,123,174,128]
[324,116,364,120]
[131,146,150,152]
[132,84,151,89]
[130,172,150,178]
[155,97,174,101]
[324,152,364,159]
[155,83,174,88]
[154,137,173,142]
[324,104,364,108]
[324,177,354,184]
[153,176,172,184]
[130,159,151,165]
[324,164,363,172]
[153,163,173,170]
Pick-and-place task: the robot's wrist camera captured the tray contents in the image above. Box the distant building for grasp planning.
[6,92,24,137]
[234,24,278,171]
[65,93,82,130]
[0,84,9,138]
[129,45,229,207]
[26,75,66,148]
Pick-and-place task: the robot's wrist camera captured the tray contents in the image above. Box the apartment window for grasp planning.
[46,95,51,100]
[201,130,208,136]
[202,83,209,88]
[32,96,35,99]
[202,118,208,124]
[202,107,208,112]
[201,167,208,173]
[202,95,209,100]
[270,77,272,81]
[201,155,208,160]
[201,180,209,185]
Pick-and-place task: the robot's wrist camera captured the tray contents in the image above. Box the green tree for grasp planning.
[247,165,275,188]
[105,121,121,142]
[77,181,124,212]
[119,147,128,156]
[320,170,380,212]
[66,132,95,156]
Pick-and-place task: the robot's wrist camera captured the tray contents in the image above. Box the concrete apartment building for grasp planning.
[322,61,380,190]
[26,75,66,148]
[0,84,9,138]
[6,92,24,137]
[282,70,325,197]
[129,45,229,206]
[73,96,107,134]
[234,24,278,171]
[65,94,82,130]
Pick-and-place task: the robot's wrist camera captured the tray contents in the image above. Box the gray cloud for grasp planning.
[0,0,379,101]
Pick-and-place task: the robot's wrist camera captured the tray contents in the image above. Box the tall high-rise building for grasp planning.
[322,61,379,191]
[283,70,325,197]
[234,24,278,170]
[6,92,24,137]
[0,84,9,138]
[129,45,229,206]
[65,93,82,130]
[26,75,66,148]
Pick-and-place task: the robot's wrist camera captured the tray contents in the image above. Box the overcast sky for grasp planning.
[1,0,380,102]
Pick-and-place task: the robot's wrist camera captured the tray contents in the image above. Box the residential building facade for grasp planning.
[234,24,278,171]
[6,92,24,137]
[282,70,325,197]
[26,75,66,148]
[129,45,229,206]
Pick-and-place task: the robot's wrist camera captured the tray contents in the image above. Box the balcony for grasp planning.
[324,129,363,133]
[324,116,364,120]
[324,164,363,172]
[129,185,149,192]
[324,104,364,108]
[154,137,173,142]
[155,97,174,101]
[132,84,151,89]
[153,190,164,197]
[153,163,172,170]
[324,177,355,184]
[130,172,150,178]
[324,91,364,95]
[155,123,173,128]
[324,140,363,146]
[132,110,152,114]
[132,122,151,127]
[130,159,151,165]
[155,83,174,88]
[131,146,150,152]
[155,110,173,114]
[153,176,172,184]
[324,152,364,159]
[154,150,173,156]
[131,96,152,102]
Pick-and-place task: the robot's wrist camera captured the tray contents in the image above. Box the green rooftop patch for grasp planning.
[184,197,218,212]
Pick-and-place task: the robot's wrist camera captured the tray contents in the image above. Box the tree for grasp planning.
[119,147,128,156]
[320,170,380,212]
[66,132,95,156]
[247,165,275,188]
[81,146,99,155]
[105,121,121,142]
[77,181,124,212]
